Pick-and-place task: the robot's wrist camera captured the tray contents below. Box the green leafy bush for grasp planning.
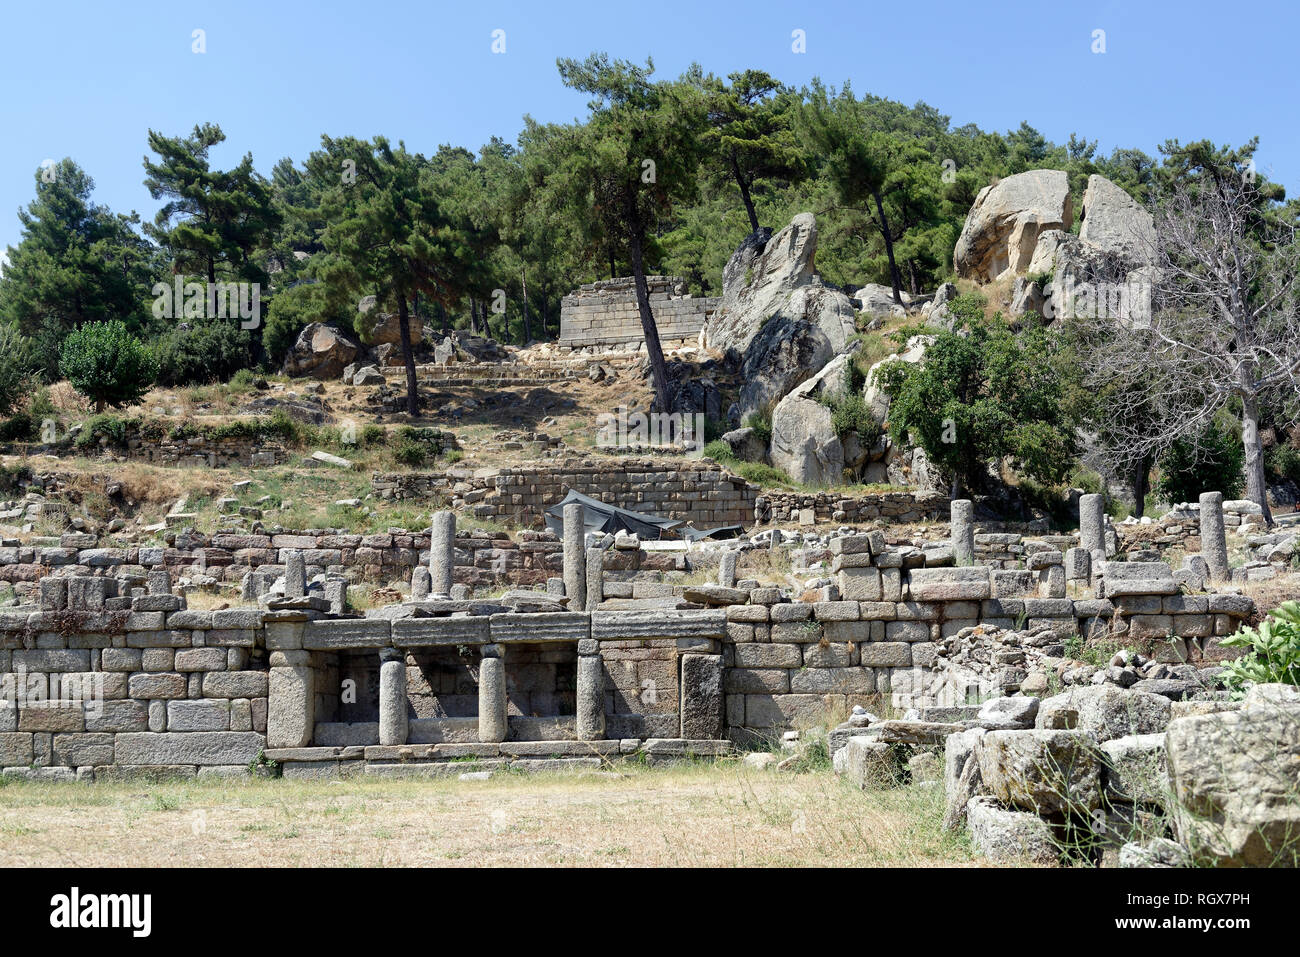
[1266,444,1300,486]
[1219,601,1300,695]
[59,320,157,412]
[1155,423,1244,504]
[0,412,37,442]
[75,414,130,449]
[154,315,253,386]
[744,410,772,446]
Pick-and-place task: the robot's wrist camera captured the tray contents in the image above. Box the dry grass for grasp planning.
[0,764,975,868]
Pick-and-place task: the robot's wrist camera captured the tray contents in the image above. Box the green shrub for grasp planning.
[744,411,772,446]
[0,412,37,442]
[1219,601,1300,695]
[1266,444,1300,486]
[75,414,130,449]
[154,315,254,386]
[1155,424,1244,504]
[828,392,881,449]
[391,427,445,467]
[60,321,157,412]
[702,439,736,463]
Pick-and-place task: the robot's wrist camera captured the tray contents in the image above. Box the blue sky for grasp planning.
[2,0,1297,256]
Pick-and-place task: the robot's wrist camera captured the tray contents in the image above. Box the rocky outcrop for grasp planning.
[1078,174,1155,260]
[768,352,854,486]
[735,314,833,423]
[853,283,908,319]
[954,170,1073,282]
[707,214,858,421]
[282,323,363,380]
[1025,175,1157,324]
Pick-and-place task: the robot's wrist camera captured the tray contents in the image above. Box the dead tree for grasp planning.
[1077,175,1300,526]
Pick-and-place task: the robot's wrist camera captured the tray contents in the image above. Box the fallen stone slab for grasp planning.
[966,796,1059,864]
[310,450,356,469]
[1166,704,1300,867]
[1035,684,1171,741]
[870,720,965,745]
[977,728,1104,813]
[682,584,750,606]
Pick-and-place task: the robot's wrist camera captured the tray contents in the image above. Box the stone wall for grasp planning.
[0,527,1257,778]
[0,576,268,780]
[756,490,951,526]
[0,528,679,597]
[1,423,288,469]
[559,276,720,351]
[375,460,758,529]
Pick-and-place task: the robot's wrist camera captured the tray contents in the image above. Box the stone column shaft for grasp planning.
[1200,491,1230,583]
[951,499,975,565]
[378,648,408,746]
[478,645,508,744]
[575,647,605,741]
[429,511,456,600]
[563,503,587,610]
[584,547,604,612]
[1079,493,1106,565]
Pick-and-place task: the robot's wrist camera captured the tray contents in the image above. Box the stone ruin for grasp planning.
[558,276,720,353]
[0,483,1270,789]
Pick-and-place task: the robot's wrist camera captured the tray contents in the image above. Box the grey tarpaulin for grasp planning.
[543,490,685,540]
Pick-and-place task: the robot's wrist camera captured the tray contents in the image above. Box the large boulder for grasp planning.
[736,313,833,423]
[768,353,854,486]
[282,322,362,380]
[708,214,857,419]
[954,169,1073,282]
[1035,684,1172,741]
[853,283,908,318]
[1078,174,1155,261]
[709,214,819,355]
[361,310,424,347]
[1166,699,1300,866]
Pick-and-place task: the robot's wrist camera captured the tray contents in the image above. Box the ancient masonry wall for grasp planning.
[559,276,720,351]
[1,426,287,469]
[0,538,1256,777]
[0,529,679,596]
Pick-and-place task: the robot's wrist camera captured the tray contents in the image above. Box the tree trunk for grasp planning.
[609,250,616,280]
[731,152,759,233]
[397,294,419,417]
[1242,391,1274,526]
[469,297,478,335]
[873,189,905,307]
[1130,455,1151,518]
[628,230,671,412]
[520,264,531,344]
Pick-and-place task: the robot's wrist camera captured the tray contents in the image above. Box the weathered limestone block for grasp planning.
[977,728,1104,813]
[392,616,491,646]
[303,618,392,650]
[1166,700,1300,866]
[1035,685,1171,741]
[1101,733,1169,806]
[966,796,1059,864]
[113,731,265,766]
[907,566,990,601]
[268,653,314,749]
[835,736,904,789]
